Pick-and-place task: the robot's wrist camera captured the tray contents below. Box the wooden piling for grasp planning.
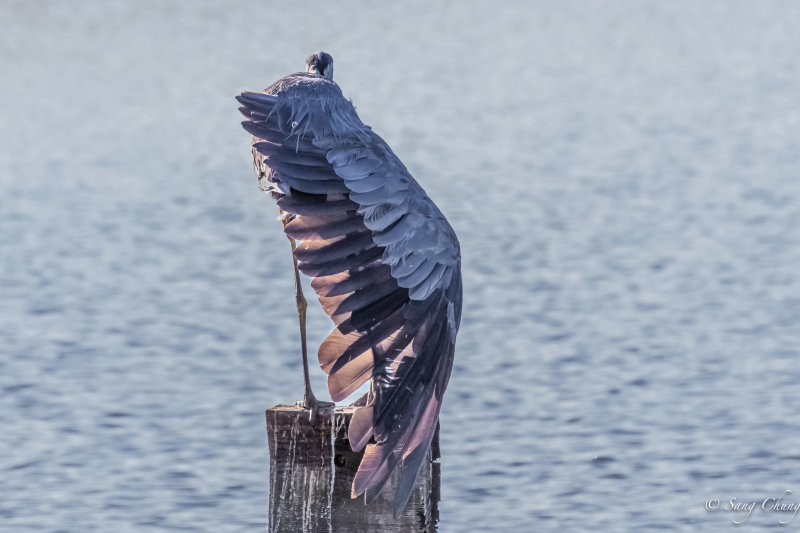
[266,403,440,532]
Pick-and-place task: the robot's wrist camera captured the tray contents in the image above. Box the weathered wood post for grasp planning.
[266,403,440,532]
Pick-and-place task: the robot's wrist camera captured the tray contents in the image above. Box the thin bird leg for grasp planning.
[278,206,333,422]
[287,234,315,407]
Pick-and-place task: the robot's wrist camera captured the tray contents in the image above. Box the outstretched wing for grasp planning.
[237,73,461,515]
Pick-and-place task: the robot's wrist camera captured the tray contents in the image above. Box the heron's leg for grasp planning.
[287,235,316,407]
[281,208,333,423]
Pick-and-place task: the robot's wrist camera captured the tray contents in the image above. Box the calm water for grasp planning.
[2,1,800,531]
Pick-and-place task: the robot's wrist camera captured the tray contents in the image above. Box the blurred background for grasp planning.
[2,1,799,531]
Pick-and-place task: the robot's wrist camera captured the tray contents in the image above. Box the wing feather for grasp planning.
[333,277,400,315]
[312,263,393,297]
[253,141,328,167]
[284,213,363,240]
[277,195,358,216]
[294,231,374,264]
[297,246,384,278]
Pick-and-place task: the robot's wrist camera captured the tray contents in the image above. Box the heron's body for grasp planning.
[237,53,461,515]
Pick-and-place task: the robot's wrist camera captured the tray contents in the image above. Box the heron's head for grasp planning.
[306,51,334,80]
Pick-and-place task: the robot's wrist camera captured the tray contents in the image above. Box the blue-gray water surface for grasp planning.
[2,1,800,531]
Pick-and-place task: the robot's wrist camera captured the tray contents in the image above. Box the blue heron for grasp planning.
[236,52,462,515]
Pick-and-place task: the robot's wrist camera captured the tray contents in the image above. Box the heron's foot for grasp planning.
[298,395,335,424]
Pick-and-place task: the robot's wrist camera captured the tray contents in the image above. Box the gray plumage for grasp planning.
[237,52,461,516]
